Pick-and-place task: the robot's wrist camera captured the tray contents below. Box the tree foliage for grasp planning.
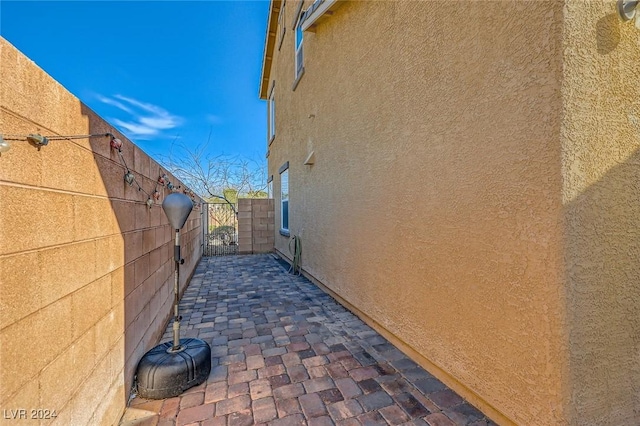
[160,139,268,203]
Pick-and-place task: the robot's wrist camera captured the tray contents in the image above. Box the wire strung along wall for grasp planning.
[0,131,202,210]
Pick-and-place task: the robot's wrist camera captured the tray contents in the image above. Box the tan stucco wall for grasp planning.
[238,198,275,254]
[561,1,640,424]
[0,38,202,425]
[267,1,640,424]
[268,1,567,424]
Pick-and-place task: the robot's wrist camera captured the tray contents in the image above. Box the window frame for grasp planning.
[300,0,340,32]
[278,0,286,51]
[279,162,290,235]
[294,19,304,82]
[267,83,276,144]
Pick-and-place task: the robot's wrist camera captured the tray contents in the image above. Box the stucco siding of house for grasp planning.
[266,1,568,424]
[561,1,640,424]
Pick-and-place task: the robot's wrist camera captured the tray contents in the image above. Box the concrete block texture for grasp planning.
[238,198,253,212]
[0,185,75,254]
[0,37,203,424]
[0,251,42,329]
[236,198,276,254]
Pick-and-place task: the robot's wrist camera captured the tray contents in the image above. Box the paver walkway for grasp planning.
[121,255,495,426]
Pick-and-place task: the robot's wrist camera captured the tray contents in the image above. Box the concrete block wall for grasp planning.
[238,198,275,254]
[0,38,203,425]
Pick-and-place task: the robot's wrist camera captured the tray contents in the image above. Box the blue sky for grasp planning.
[1,1,270,162]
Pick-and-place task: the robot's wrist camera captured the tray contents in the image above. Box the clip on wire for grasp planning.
[27,134,49,150]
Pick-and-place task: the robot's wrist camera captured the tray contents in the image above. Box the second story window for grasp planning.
[268,84,275,144]
[295,18,304,80]
[278,1,286,50]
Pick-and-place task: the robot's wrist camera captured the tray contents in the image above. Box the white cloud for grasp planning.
[96,95,134,114]
[139,116,180,130]
[111,119,159,138]
[97,94,183,139]
[113,94,168,116]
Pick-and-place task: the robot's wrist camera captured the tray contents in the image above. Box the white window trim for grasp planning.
[291,0,306,88]
[278,0,286,50]
[267,84,276,144]
[300,0,338,31]
[280,162,289,235]
[294,17,304,81]
[267,175,274,199]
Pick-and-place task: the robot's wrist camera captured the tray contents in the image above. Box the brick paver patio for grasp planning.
[120,255,495,426]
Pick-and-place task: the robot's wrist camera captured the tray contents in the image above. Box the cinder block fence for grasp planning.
[0,38,203,425]
[237,198,275,254]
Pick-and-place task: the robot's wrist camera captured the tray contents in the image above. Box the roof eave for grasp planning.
[259,0,282,100]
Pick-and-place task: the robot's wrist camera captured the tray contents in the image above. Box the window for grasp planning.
[267,84,275,143]
[278,1,286,50]
[299,0,341,31]
[294,18,304,80]
[280,165,289,234]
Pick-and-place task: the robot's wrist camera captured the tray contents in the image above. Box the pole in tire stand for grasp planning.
[135,193,211,399]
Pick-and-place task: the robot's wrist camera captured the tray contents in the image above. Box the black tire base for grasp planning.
[136,338,211,399]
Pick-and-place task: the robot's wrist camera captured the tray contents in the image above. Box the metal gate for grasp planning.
[202,202,238,256]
